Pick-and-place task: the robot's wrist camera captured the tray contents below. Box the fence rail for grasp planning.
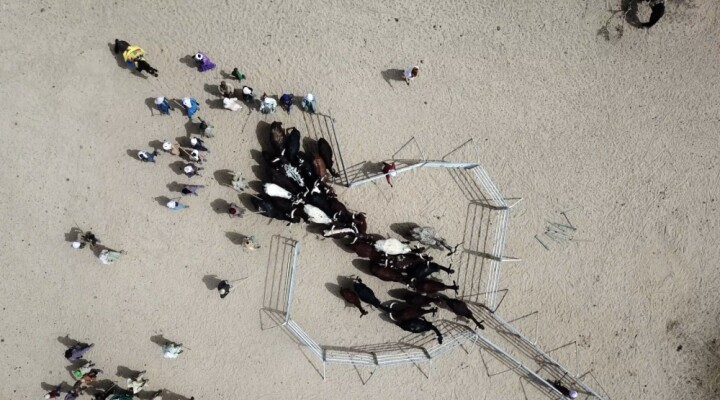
[268,136,607,398]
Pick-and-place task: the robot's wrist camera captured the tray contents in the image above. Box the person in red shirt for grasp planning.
[382,162,397,187]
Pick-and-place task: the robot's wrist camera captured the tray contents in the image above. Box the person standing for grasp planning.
[301,93,317,113]
[181,184,204,196]
[127,370,149,394]
[65,342,94,361]
[217,280,233,299]
[181,97,200,118]
[183,163,203,178]
[231,67,245,81]
[166,199,189,211]
[162,342,183,359]
[138,150,159,163]
[404,66,419,85]
[550,379,578,399]
[189,137,209,152]
[162,140,181,156]
[228,203,245,218]
[44,384,62,399]
[382,162,397,187]
[154,97,172,115]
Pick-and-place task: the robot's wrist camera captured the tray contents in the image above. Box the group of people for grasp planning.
[70,230,124,265]
[45,339,193,399]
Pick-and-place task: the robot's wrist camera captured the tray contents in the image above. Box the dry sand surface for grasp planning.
[2,0,720,399]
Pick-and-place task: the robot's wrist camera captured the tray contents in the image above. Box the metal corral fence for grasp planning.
[344,154,516,310]
[261,130,609,397]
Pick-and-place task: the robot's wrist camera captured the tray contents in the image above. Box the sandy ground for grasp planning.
[2,0,720,398]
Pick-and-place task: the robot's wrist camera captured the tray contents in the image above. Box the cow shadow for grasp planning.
[389,222,419,241]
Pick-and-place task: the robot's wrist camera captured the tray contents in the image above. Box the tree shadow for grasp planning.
[202,274,221,290]
[179,55,196,68]
[381,68,404,87]
[214,169,234,187]
[225,231,247,245]
[210,198,230,214]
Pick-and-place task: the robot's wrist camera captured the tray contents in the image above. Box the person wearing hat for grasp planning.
[228,202,245,218]
[154,97,171,115]
[187,149,205,164]
[65,342,94,361]
[138,150,159,163]
[161,140,180,156]
[301,93,317,113]
[166,199,189,211]
[81,231,99,247]
[219,81,234,98]
[217,280,233,299]
[194,51,216,72]
[231,67,245,81]
[223,97,242,111]
[382,162,397,187]
[127,371,149,394]
[45,384,62,399]
[403,66,419,85]
[183,163,203,178]
[550,379,578,399]
[241,86,255,103]
[189,137,209,152]
[280,93,293,112]
[181,97,199,118]
[161,342,183,359]
[243,235,260,250]
[197,117,216,138]
[181,184,204,196]
[259,93,277,114]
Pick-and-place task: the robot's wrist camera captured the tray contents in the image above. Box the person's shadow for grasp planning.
[381,69,404,88]
[179,55,196,69]
[202,274,221,290]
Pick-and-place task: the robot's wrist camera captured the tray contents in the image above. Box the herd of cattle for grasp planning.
[250,122,491,344]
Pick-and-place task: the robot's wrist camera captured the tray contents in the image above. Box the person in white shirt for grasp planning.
[404,66,419,85]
